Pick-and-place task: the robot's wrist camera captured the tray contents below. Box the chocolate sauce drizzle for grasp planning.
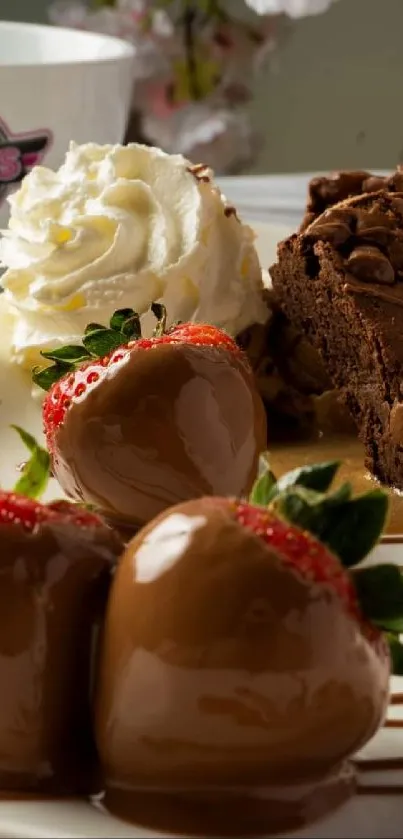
[389,692,403,704]
[355,690,403,793]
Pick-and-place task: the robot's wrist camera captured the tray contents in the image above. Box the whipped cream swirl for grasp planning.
[0,142,267,367]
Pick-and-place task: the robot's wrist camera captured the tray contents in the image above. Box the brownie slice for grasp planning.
[237,289,335,439]
[301,168,403,230]
[270,190,403,489]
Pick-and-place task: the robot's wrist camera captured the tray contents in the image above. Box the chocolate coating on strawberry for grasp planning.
[0,491,122,793]
[41,311,266,530]
[95,494,389,828]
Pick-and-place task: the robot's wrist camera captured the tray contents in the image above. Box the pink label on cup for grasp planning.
[0,118,53,206]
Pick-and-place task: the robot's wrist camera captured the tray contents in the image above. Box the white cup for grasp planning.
[0,20,135,228]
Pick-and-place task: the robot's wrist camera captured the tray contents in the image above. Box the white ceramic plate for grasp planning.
[0,221,403,838]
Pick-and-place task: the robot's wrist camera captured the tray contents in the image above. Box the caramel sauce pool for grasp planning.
[267,432,403,537]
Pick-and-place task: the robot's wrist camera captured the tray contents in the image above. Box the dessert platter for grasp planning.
[0,146,403,838]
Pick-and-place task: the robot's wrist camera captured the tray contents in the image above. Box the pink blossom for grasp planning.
[145,82,183,119]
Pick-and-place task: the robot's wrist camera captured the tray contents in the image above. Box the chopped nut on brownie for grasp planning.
[300,166,403,231]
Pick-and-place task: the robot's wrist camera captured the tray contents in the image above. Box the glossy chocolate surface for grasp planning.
[100,768,356,836]
[0,519,121,793]
[53,344,266,530]
[95,497,389,830]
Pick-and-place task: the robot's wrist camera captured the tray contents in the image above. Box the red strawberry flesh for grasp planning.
[0,491,104,532]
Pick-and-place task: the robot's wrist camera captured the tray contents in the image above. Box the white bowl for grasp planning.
[0,20,135,227]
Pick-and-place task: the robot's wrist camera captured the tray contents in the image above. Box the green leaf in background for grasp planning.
[91,0,116,8]
[266,460,341,503]
[11,425,51,500]
[353,564,403,625]
[387,634,403,676]
[172,55,220,102]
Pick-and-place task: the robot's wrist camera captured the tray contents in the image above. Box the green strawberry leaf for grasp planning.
[353,564,403,624]
[32,361,72,392]
[274,461,341,498]
[250,460,341,508]
[377,617,403,633]
[152,302,167,337]
[40,345,91,364]
[273,483,387,568]
[109,308,141,340]
[387,634,403,676]
[82,328,125,358]
[84,322,104,335]
[121,314,141,340]
[251,458,392,650]
[272,482,351,535]
[109,309,136,331]
[250,468,277,507]
[12,425,51,500]
[264,460,341,503]
[31,303,167,391]
[320,489,388,568]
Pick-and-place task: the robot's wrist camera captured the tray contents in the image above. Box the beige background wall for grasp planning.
[250,0,403,173]
[1,0,402,173]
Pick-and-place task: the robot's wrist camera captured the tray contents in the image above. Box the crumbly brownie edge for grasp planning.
[236,287,337,439]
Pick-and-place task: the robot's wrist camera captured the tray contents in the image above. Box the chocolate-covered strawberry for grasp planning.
[35,305,266,531]
[0,428,122,793]
[95,462,396,833]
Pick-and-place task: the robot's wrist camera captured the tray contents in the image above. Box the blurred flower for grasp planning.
[172,54,221,103]
[152,9,175,37]
[49,1,89,28]
[144,101,260,173]
[244,0,337,16]
[48,0,294,171]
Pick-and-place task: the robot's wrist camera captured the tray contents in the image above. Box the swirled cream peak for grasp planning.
[0,142,267,366]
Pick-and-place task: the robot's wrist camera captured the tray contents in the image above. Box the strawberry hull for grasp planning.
[49,342,266,531]
[94,497,390,831]
[0,516,121,793]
